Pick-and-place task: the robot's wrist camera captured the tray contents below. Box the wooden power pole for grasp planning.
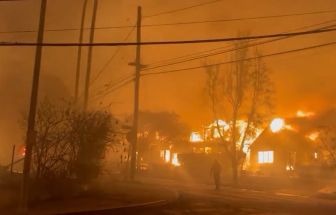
[21,0,47,210]
[74,0,88,104]
[130,6,142,180]
[83,0,98,110]
[10,144,16,174]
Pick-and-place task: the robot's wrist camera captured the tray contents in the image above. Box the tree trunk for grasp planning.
[231,110,239,186]
[231,155,238,186]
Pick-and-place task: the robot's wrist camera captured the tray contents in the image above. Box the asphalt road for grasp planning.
[130,181,336,215]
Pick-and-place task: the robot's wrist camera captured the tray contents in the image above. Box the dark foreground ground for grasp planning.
[130,177,336,215]
[1,176,336,215]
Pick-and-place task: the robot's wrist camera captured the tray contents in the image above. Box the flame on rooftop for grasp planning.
[270,118,285,133]
[307,131,319,141]
[296,110,315,118]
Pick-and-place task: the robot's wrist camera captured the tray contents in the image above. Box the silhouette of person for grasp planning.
[210,159,222,190]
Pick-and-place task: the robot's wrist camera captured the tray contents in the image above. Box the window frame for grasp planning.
[258,150,274,164]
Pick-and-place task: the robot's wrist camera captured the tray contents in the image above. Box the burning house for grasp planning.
[249,118,317,175]
[154,111,326,178]
[180,119,263,180]
[188,119,262,164]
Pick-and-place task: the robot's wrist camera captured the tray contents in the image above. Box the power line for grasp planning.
[144,0,224,18]
[93,73,135,97]
[104,71,134,89]
[3,9,336,35]
[2,28,336,47]
[146,19,336,67]
[91,71,135,101]
[90,34,336,101]
[143,9,336,27]
[90,26,136,86]
[141,40,336,77]
[92,75,134,102]
[142,22,336,71]
[92,39,336,100]
[0,26,135,35]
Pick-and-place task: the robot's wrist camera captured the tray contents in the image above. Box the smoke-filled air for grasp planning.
[1,0,336,214]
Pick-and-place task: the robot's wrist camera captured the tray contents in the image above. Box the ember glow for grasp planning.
[296,110,315,118]
[284,124,296,131]
[307,132,319,141]
[286,165,294,171]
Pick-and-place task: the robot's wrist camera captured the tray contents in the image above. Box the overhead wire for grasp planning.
[89,1,227,103]
[141,40,336,77]
[142,20,336,71]
[143,9,336,26]
[92,38,336,100]
[2,27,336,47]
[90,26,136,86]
[144,0,225,18]
[5,1,336,102]
[90,20,336,101]
[2,9,336,34]
[91,75,135,102]
[145,18,336,67]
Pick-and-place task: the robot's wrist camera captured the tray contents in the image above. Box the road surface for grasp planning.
[132,179,336,215]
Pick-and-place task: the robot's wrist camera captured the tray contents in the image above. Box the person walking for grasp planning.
[210,159,222,190]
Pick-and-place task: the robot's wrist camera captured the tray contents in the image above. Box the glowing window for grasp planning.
[164,150,171,163]
[171,153,181,166]
[258,151,274,164]
[190,132,203,142]
[160,150,165,159]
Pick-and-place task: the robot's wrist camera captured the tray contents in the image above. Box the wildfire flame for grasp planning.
[296,110,315,118]
[284,124,296,131]
[307,132,319,141]
[270,118,285,133]
[190,119,262,155]
[209,120,230,139]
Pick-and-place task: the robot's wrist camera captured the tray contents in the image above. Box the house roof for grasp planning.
[251,128,314,151]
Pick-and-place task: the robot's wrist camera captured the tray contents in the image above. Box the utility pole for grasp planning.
[130,6,142,180]
[74,0,88,104]
[83,0,98,110]
[10,145,16,174]
[21,0,47,210]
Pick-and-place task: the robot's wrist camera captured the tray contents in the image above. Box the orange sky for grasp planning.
[1,0,336,162]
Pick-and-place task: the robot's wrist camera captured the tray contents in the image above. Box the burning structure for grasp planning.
[188,119,263,172]
[249,120,316,175]
[121,110,333,179]
[186,112,327,177]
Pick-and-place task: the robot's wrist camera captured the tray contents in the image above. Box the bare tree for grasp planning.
[29,99,73,179]
[205,41,273,184]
